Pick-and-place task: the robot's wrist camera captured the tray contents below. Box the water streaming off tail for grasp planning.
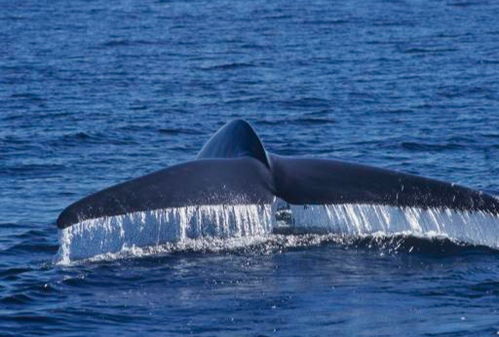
[283,204,499,249]
[56,204,274,263]
[56,202,499,264]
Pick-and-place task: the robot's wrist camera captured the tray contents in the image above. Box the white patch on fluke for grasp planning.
[56,203,499,264]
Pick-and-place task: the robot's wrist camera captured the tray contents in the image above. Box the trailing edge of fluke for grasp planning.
[57,119,499,229]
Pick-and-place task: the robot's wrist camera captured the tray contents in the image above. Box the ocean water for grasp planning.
[2,0,499,335]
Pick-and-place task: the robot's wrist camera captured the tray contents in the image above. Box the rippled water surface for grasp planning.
[2,0,499,335]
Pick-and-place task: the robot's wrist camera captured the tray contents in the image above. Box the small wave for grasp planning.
[58,131,103,144]
[0,15,26,22]
[9,92,45,102]
[256,116,335,126]
[301,19,349,25]
[372,21,415,27]
[401,141,465,151]
[0,267,32,279]
[54,131,136,146]
[4,241,58,255]
[261,14,293,20]
[447,1,488,7]
[101,39,133,47]
[480,59,499,64]
[100,39,163,48]
[0,294,33,305]
[377,108,414,114]
[0,163,66,177]
[278,97,331,109]
[295,117,336,125]
[401,47,458,54]
[240,43,268,50]
[200,62,255,71]
[158,127,203,136]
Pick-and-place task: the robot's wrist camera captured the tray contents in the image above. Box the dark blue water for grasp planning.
[2,0,499,335]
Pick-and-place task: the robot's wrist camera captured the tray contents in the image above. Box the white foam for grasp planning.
[55,202,499,265]
[67,234,358,265]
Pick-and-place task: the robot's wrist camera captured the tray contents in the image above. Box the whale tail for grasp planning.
[57,119,499,229]
[56,119,499,261]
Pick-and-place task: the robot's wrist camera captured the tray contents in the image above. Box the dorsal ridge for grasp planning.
[197,119,270,167]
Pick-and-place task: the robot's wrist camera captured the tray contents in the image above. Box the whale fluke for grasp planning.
[57,119,499,235]
[271,155,498,214]
[56,157,275,229]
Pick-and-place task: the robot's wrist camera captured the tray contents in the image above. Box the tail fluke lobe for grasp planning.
[270,154,499,215]
[56,157,275,229]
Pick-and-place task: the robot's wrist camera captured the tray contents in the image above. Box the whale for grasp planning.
[57,119,499,260]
